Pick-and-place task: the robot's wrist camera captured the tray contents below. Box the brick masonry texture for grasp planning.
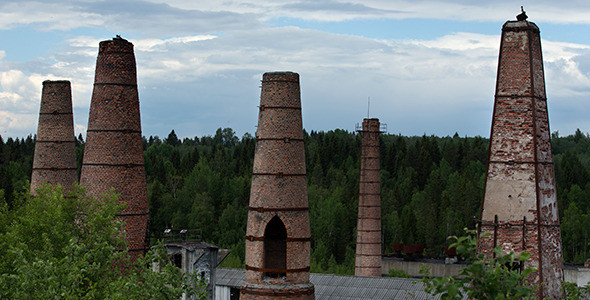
[79,37,149,260]
[241,72,315,299]
[479,20,564,299]
[31,80,77,194]
[355,118,382,277]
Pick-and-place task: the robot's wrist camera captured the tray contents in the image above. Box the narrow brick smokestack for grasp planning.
[355,118,382,277]
[30,80,77,194]
[478,18,564,298]
[241,72,314,299]
[80,37,149,259]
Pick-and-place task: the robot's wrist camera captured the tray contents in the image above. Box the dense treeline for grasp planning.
[2,128,590,273]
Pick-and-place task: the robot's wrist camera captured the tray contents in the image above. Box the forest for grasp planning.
[1,128,590,274]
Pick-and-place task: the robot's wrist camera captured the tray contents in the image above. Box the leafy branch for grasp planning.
[421,228,537,300]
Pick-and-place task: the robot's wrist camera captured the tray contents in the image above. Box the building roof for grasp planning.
[216,268,450,299]
[162,241,218,252]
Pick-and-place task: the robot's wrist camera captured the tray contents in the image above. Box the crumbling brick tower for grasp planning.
[355,118,382,277]
[80,37,149,260]
[30,80,77,194]
[241,72,315,299]
[478,18,564,298]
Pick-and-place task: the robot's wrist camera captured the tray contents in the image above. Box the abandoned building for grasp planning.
[30,80,77,194]
[25,11,578,300]
[241,72,315,299]
[355,118,385,277]
[158,240,230,300]
[79,37,150,260]
[478,17,565,298]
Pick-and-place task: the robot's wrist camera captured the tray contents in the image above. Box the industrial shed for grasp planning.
[215,268,446,300]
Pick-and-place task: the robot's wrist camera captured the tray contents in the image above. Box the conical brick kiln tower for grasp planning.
[241,72,315,299]
[355,118,383,277]
[30,80,77,194]
[478,14,564,298]
[80,36,149,259]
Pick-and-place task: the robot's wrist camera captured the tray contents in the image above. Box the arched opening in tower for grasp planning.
[263,216,287,278]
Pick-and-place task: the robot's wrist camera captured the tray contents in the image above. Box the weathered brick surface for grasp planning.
[36,114,77,141]
[252,141,306,174]
[241,72,314,299]
[241,283,314,300]
[83,131,144,165]
[249,176,308,208]
[31,80,77,194]
[93,40,137,84]
[79,37,148,259]
[355,118,382,277]
[87,85,141,131]
[80,165,148,213]
[479,20,564,299]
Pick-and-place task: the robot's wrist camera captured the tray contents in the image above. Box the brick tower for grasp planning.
[478,15,564,298]
[241,72,314,299]
[80,37,149,259]
[355,118,383,277]
[30,80,77,194]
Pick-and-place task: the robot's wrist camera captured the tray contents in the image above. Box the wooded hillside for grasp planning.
[2,128,590,273]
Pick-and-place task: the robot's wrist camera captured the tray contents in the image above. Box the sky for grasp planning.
[1,0,590,139]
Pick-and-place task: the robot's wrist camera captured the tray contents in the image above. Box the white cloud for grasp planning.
[134,35,217,52]
[0,1,103,31]
[542,40,590,100]
[148,0,590,24]
[4,24,590,137]
[2,0,590,37]
[120,28,501,136]
[0,70,42,111]
[1,0,590,138]
[0,110,37,137]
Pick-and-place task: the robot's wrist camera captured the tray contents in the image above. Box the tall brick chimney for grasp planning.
[30,80,77,194]
[478,18,564,298]
[355,118,382,277]
[241,72,315,299]
[79,37,149,260]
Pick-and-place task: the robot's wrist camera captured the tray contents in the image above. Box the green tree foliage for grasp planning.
[2,128,590,275]
[563,281,590,299]
[0,135,34,207]
[0,184,205,299]
[421,229,536,299]
[387,268,411,278]
[553,131,590,263]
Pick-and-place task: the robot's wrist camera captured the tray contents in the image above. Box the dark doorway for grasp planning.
[172,253,182,269]
[264,216,287,278]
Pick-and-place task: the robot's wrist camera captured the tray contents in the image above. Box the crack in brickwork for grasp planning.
[241,72,315,299]
[479,20,564,299]
[79,38,148,261]
[31,80,77,194]
[355,118,382,277]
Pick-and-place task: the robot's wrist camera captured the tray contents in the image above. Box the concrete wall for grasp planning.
[383,258,588,286]
[382,259,464,278]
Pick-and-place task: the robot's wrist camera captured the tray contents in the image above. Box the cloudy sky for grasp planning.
[1,0,590,139]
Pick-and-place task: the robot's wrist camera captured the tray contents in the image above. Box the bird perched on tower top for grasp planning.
[517,6,528,21]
